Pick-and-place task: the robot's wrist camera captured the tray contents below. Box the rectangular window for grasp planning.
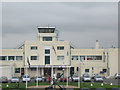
[57,56,64,60]
[85,69,89,72]
[8,56,15,60]
[57,46,64,50]
[57,68,63,70]
[45,56,50,64]
[72,56,78,60]
[45,49,50,54]
[30,68,36,71]
[31,46,37,50]
[43,37,52,41]
[16,56,23,60]
[0,56,7,61]
[103,69,107,72]
[70,67,74,76]
[80,56,85,60]
[15,68,20,73]
[87,56,102,60]
[77,67,79,71]
[31,56,37,60]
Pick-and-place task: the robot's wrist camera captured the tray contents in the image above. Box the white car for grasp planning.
[11,76,19,83]
[22,75,31,82]
[83,76,91,82]
[35,77,43,82]
[114,73,120,79]
[72,75,80,82]
[94,76,103,82]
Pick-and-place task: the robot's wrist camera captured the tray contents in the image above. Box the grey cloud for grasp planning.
[2,2,118,48]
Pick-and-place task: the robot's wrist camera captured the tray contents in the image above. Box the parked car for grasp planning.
[82,75,91,82]
[35,77,43,82]
[22,75,31,82]
[72,75,79,82]
[11,76,19,83]
[91,74,99,79]
[94,76,103,82]
[0,76,8,83]
[114,73,120,79]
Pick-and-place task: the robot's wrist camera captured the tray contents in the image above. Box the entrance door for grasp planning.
[21,68,24,76]
[44,68,51,77]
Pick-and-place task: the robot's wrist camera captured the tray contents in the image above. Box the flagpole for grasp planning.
[66,65,68,87]
[26,66,28,89]
[36,66,38,87]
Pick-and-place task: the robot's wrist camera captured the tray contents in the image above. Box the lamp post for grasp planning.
[62,69,65,89]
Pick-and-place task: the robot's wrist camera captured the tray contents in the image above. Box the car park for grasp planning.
[82,75,91,82]
[72,75,79,82]
[94,76,103,82]
[0,76,8,83]
[22,75,31,82]
[114,73,120,79]
[11,76,19,83]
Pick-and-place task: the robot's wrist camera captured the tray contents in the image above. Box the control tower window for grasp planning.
[43,37,52,41]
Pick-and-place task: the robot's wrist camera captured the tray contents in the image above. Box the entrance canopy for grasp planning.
[24,65,71,68]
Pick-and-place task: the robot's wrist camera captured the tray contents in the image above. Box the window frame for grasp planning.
[15,68,20,73]
[57,46,64,50]
[31,56,38,60]
[31,46,38,50]
[57,56,64,60]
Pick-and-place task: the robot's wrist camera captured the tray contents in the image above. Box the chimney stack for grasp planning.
[95,40,100,49]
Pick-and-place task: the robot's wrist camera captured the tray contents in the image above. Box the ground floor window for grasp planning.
[30,68,36,71]
[77,67,79,71]
[70,67,74,76]
[15,68,20,73]
[103,69,107,72]
[85,69,89,72]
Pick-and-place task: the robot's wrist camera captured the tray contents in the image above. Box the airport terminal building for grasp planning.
[0,27,119,79]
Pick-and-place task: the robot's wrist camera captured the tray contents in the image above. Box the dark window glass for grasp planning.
[85,69,89,72]
[103,69,107,72]
[31,56,37,60]
[15,68,20,73]
[77,67,79,71]
[57,46,64,50]
[45,56,50,64]
[72,56,78,60]
[43,37,52,41]
[30,68,36,71]
[16,56,23,60]
[8,56,15,60]
[45,49,50,54]
[70,67,74,76]
[57,67,63,70]
[31,46,37,50]
[80,56,85,60]
[0,56,7,60]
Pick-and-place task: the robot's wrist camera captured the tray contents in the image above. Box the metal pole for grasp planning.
[36,66,38,87]
[78,63,80,88]
[62,69,64,89]
[66,66,68,87]
[26,66,28,89]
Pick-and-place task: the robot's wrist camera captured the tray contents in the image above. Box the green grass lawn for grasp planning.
[1,82,119,89]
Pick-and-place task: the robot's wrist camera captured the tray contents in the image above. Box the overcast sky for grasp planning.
[1,2,118,49]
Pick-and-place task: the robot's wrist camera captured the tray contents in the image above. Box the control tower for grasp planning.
[37,26,58,41]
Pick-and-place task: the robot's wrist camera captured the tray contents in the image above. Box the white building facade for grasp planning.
[0,27,119,79]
